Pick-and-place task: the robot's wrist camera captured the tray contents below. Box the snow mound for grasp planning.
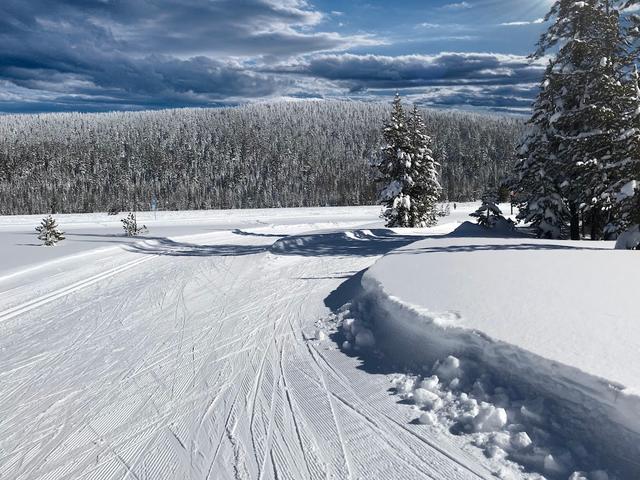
[353,231,640,478]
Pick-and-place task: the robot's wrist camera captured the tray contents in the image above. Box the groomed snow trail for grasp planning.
[0,225,494,480]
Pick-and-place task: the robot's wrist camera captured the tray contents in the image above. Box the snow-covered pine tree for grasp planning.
[376,94,414,227]
[514,60,569,239]
[407,105,442,227]
[35,215,65,246]
[470,194,512,229]
[375,95,444,227]
[121,212,147,236]
[524,0,634,239]
[608,66,640,240]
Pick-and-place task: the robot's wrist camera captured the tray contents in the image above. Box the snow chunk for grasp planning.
[355,329,375,348]
[434,356,461,382]
[417,411,438,425]
[412,388,443,410]
[510,431,532,450]
[342,318,376,349]
[472,403,508,432]
[617,180,637,200]
[418,375,440,392]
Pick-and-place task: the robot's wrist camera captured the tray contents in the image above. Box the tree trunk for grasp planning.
[570,202,580,240]
[590,208,600,241]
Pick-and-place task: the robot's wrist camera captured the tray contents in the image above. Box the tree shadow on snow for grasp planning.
[396,242,607,255]
[232,229,283,238]
[123,237,267,257]
[272,229,432,258]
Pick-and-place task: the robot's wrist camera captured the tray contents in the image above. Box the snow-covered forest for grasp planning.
[0,102,522,215]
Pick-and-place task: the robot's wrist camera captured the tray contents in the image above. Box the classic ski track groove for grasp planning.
[0,255,155,324]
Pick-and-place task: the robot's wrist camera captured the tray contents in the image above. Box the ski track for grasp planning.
[0,227,492,480]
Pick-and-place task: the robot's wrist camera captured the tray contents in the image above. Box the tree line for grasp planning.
[0,101,522,215]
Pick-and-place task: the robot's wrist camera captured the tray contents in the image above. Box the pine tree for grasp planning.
[121,212,147,236]
[376,94,414,227]
[471,193,514,230]
[375,95,443,228]
[35,215,65,246]
[407,105,442,227]
[518,0,635,239]
[514,61,569,239]
[608,67,640,238]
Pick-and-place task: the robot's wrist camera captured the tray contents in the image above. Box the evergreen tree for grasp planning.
[514,61,569,239]
[407,105,442,227]
[376,94,414,227]
[35,215,65,246]
[375,95,443,227]
[471,193,514,230]
[518,0,637,239]
[121,212,148,236]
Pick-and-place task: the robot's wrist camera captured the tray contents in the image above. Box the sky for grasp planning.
[0,0,554,114]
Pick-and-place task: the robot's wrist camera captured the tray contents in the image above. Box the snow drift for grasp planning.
[356,222,640,478]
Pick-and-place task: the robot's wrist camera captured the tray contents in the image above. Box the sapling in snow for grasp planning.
[471,196,514,230]
[121,212,148,236]
[35,215,65,246]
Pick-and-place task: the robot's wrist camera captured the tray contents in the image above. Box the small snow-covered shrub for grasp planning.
[436,203,451,217]
[35,215,65,246]
[471,198,515,231]
[121,212,148,237]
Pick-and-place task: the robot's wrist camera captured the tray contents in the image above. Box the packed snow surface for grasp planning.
[0,204,502,480]
[2,204,636,479]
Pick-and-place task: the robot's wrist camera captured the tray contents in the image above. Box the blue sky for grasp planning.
[0,0,553,114]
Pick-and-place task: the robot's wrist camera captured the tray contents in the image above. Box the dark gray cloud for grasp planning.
[0,0,542,113]
[274,52,544,90]
[265,52,544,113]
[0,0,373,111]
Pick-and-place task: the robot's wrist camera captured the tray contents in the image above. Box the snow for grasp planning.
[3,201,635,479]
[0,203,501,480]
[617,180,637,200]
[358,221,640,478]
[0,206,381,278]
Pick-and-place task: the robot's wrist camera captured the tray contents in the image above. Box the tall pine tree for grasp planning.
[376,95,442,228]
[407,105,442,227]
[377,94,413,227]
[514,61,569,239]
[518,0,639,239]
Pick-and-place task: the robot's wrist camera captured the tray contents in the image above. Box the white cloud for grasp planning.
[441,2,472,11]
[500,18,545,26]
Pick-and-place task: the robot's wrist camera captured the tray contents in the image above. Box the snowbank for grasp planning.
[357,223,640,478]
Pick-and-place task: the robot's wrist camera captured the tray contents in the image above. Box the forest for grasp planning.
[0,101,523,215]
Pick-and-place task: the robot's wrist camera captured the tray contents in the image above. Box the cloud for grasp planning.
[265,52,544,114]
[273,52,544,89]
[500,18,545,26]
[441,2,472,11]
[0,0,379,111]
[0,0,543,113]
